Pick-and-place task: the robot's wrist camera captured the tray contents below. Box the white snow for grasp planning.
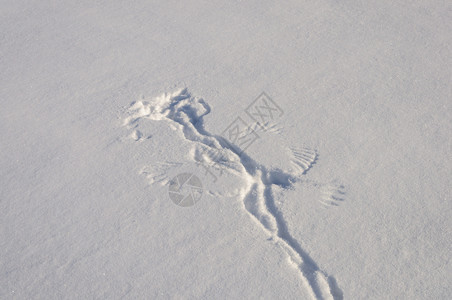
[1,1,450,299]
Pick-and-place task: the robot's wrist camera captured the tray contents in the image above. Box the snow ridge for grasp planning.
[124,88,343,300]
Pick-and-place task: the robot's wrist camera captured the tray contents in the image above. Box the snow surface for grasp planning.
[1,1,451,299]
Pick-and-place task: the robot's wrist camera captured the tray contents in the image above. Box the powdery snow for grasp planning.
[1,1,450,299]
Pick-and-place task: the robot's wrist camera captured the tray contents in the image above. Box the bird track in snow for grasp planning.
[123,88,344,300]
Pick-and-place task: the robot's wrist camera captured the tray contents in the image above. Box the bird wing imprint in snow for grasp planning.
[122,88,344,300]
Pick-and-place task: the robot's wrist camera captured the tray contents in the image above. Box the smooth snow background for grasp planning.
[1,0,450,299]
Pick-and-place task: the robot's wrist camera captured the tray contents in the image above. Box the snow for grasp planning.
[1,0,450,299]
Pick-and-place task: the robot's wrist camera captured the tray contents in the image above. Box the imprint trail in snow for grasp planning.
[123,88,343,299]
